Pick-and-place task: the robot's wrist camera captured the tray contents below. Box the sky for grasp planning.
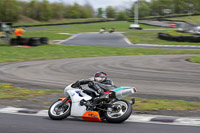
[58,0,137,9]
[20,0,142,9]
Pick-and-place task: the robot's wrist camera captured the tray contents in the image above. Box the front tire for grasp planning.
[48,100,71,120]
[104,100,132,123]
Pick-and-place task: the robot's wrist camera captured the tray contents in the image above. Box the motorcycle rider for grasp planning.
[71,72,116,105]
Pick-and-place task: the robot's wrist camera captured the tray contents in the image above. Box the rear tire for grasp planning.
[104,100,132,123]
[48,100,71,120]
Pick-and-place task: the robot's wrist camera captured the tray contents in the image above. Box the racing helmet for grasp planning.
[94,72,107,82]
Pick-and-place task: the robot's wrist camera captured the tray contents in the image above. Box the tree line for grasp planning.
[0,0,95,22]
[1,0,200,22]
[129,0,200,18]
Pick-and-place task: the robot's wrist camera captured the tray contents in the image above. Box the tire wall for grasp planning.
[10,37,48,46]
[158,32,200,43]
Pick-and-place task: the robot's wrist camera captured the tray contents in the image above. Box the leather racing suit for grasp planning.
[71,78,116,98]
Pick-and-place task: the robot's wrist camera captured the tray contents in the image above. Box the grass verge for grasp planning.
[15,20,199,46]
[124,97,200,111]
[14,18,115,26]
[11,32,71,40]
[1,83,199,111]
[188,56,200,63]
[1,45,200,63]
[26,21,173,32]
[125,30,200,46]
[0,83,62,100]
[16,20,199,46]
[167,15,200,25]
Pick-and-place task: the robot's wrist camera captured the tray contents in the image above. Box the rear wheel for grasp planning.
[48,100,71,120]
[104,100,132,123]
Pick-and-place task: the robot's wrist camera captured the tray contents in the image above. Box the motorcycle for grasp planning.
[48,82,136,123]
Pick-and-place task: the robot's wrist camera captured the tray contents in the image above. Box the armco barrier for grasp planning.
[13,13,200,28]
[13,20,122,28]
[158,32,200,43]
[144,13,200,21]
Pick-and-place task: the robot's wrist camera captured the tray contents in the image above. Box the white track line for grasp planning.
[124,37,133,45]
[57,34,80,44]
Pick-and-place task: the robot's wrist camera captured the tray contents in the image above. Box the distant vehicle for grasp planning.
[109,28,115,33]
[129,24,142,30]
[99,28,105,34]
[193,26,200,34]
[169,24,177,28]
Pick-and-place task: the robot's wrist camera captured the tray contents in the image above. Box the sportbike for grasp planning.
[48,82,136,123]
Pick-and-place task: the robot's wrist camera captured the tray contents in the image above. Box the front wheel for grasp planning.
[104,100,132,123]
[48,100,71,120]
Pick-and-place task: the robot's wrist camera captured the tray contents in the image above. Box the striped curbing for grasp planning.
[0,106,200,126]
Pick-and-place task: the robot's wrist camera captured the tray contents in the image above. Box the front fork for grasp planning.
[58,97,71,107]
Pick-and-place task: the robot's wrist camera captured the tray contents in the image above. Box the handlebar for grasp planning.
[78,84,83,90]
[72,80,94,90]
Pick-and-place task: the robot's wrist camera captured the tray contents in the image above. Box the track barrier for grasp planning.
[158,32,200,43]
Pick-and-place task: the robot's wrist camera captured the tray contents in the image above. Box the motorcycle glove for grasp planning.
[88,82,104,96]
[71,80,80,88]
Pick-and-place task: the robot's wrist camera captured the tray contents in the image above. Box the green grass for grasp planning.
[1,82,200,111]
[22,21,199,46]
[124,97,200,111]
[125,30,200,45]
[14,18,115,26]
[167,15,200,25]
[0,83,62,99]
[11,32,71,40]
[188,56,200,63]
[26,21,173,32]
[1,45,200,63]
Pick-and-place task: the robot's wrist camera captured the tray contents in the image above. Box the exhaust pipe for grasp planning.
[129,98,135,105]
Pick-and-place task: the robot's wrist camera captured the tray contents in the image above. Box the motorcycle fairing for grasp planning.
[112,87,136,99]
[112,86,134,92]
[82,111,102,122]
[67,89,92,116]
[59,98,67,101]
[59,97,71,102]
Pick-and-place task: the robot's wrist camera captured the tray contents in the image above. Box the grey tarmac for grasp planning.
[0,113,199,133]
[0,106,199,126]
[59,33,200,50]
[0,55,199,101]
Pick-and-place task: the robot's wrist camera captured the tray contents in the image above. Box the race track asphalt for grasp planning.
[60,33,130,47]
[0,113,199,133]
[0,55,199,100]
[59,33,200,49]
[1,31,200,132]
